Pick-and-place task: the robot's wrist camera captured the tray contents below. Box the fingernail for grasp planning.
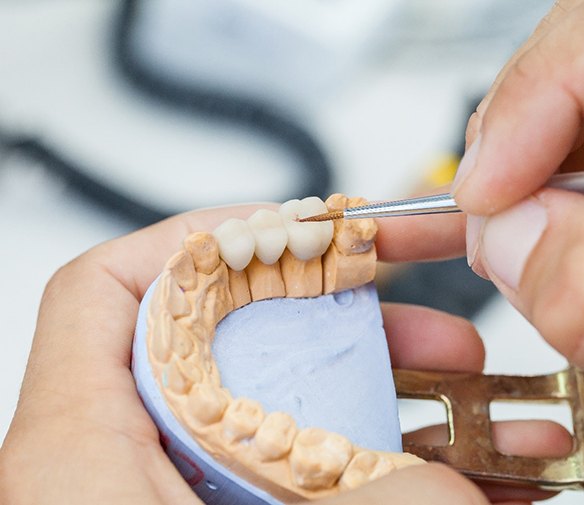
[466,214,484,267]
[452,133,481,194]
[481,198,548,291]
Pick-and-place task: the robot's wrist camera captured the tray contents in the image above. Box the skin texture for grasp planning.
[2,2,584,500]
[0,203,573,505]
[452,0,584,368]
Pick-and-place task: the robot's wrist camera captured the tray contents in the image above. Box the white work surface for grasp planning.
[0,1,579,503]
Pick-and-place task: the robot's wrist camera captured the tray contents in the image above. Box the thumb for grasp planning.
[453,3,584,215]
[473,188,584,368]
[315,464,488,505]
[465,0,584,149]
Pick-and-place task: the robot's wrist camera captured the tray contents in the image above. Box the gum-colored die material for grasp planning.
[227,268,251,309]
[149,310,174,364]
[135,194,425,504]
[246,257,286,302]
[165,357,194,395]
[255,412,298,462]
[323,243,377,294]
[290,428,352,490]
[184,232,221,275]
[165,357,203,395]
[325,194,377,255]
[339,451,396,491]
[166,250,198,291]
[186,383,230,426]
[149,272,191,320]
[279,249,322,298]
[222,398,265,443]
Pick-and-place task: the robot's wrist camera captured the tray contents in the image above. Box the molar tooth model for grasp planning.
[133,194,424,505]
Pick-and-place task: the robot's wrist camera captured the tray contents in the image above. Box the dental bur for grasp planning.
[299,172,584,222]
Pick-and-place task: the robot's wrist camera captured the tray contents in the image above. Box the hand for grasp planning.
[452,0,584,367]
[0,206,262,505]
[0,205,571,504]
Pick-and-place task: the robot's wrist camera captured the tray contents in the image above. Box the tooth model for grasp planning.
[132,194,425,505]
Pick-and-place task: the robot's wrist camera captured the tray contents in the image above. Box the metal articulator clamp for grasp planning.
[394,367,584,490]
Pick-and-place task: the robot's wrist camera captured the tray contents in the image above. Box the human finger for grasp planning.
[27,199,465,392]
[465,0,584,147]
[375,212,466,263]
[0,417,203,505]
[17,205,272,413]
[104,199,466,282]
[483,420,573,502]
[470,188,584,367]
[381,303,485,373]
[405,420,572,503]
[404,420,573,457]
[453,3,584,216]
[375,184,466,263]
[91,204,276,299]
[314,462,488,505]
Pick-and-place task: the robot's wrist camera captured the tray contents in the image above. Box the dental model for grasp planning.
[137,194,424,503]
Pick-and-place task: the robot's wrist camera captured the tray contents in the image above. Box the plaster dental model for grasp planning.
[132,194,424,505]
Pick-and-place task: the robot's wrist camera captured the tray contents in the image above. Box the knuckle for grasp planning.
[43,262,76,302]
[465,111,482,148]
[554,0,582,14]
[42,253,95,305]
[512,43,546,83]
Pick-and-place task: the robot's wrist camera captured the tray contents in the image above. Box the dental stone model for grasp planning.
[133,194,424,505]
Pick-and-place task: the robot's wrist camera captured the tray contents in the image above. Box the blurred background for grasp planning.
[0,0,579,502]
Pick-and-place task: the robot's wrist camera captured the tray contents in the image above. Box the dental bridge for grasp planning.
[136,194,584,504]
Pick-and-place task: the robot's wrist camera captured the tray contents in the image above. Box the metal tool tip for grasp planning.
[298,211,343,222]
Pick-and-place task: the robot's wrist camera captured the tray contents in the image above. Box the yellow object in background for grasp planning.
[423,153,460,188]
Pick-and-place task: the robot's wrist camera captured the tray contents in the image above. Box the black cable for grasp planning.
[1,3,495,319]
[0,0,333,228]
[113,0,333,201]
[1,134,170,227]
